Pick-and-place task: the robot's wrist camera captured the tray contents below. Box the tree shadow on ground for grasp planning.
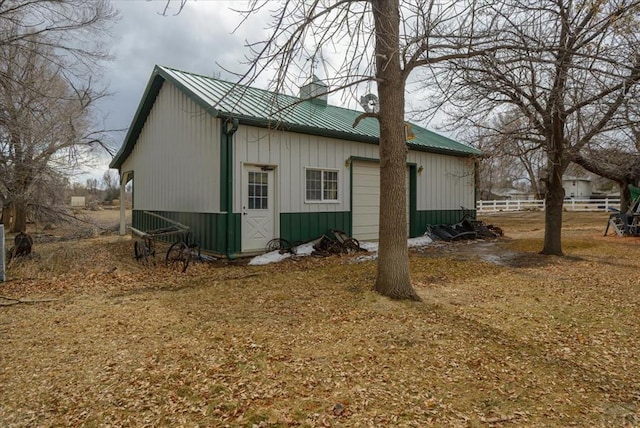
[413,239,585,268]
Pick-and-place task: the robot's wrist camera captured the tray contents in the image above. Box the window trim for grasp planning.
[304,167,340,203]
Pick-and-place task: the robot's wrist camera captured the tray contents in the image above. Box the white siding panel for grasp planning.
[231,125,474,217]
[233,125,361,214]
[408,151,475,211]
[352,161,380,240]
[352,161,410,240]
[121,82,221,213]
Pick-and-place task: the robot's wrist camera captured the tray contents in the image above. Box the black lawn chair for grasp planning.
[604,185,640,237]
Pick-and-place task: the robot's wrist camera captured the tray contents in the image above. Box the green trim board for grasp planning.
[348,155,379,164]
[132,210,241,255]
[346,155,417,170]
[279,209,470,244]
[412,209,473,235]
[221,118,239,257]
[280,212,351,243]
[132,209,472,255]
[409,165,418,237]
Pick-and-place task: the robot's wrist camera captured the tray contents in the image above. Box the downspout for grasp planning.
[223,117,239,258]
[119,171,127,235]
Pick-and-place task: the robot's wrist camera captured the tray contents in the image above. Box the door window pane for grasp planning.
[248,171,268,209]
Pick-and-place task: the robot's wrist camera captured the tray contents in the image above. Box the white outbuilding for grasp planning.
[110,66,481,257]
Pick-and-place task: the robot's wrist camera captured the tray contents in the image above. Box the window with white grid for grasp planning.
[305,168,339,202]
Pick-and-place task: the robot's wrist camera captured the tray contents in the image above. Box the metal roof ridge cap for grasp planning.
[158,65,304,105]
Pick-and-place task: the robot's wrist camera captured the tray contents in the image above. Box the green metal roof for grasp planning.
[110,65,481,169]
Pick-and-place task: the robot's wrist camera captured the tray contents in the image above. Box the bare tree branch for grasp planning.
[0,1,116,232]
[422,0,640,255]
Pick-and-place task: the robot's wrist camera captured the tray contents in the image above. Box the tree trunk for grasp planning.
[541,150,565,255]
[619,181,632,213]
[1,204,12,226]
[11,200,27,233]
[371,0,420,301]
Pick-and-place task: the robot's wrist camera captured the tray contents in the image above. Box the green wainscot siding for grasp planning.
[411,209,474,236]
[132,210,240,255]
[280,212,351,243]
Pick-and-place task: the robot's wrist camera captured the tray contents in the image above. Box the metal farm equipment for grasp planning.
[130,211,200,272]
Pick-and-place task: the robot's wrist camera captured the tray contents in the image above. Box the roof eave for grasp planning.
[110,65,480,169]
[220,114,481,156]
[218,114,379,145]
[407,142,482,157]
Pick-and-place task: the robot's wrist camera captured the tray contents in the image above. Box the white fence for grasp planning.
[476,198,620,213]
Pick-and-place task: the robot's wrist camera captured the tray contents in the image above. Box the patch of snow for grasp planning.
[248,250,291,266]
[351,254,378,263]
[294,242,315,256]
[359,241,378,252]
[408,235,433,248]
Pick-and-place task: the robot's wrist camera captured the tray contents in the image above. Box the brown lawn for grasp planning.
[1,211,639,427]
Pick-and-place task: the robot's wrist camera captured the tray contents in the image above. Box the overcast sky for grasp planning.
[92,0,265,176]
[91,0,443,179]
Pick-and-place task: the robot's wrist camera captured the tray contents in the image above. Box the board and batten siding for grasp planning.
[407,151,475,211]
[232,124,475,216]
[121,82,222,213]
[232,125,379,214]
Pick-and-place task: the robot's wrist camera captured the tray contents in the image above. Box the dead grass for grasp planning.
[1,211,639,427]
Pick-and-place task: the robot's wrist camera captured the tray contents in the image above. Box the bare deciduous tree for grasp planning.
[473,111,546,199]
[0,0,116,80]
[570,92,640,211]
[161,0,496,300]
[102,169,120,202]
[0,1,116,231]
[426,0,640,255]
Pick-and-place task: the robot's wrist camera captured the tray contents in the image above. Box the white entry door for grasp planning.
[242,166,276,252]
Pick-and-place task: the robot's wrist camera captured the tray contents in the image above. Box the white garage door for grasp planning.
[352,161,409,241]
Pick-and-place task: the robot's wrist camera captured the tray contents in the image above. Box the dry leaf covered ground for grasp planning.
[1,211,639,427]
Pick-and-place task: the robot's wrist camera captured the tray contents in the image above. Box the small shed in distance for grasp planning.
[562,176,593,199]
[70,196,86,208]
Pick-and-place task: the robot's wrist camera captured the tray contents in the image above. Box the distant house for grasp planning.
[110,66,481,257]
[486,187,532,200]
[562,176,593,199]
